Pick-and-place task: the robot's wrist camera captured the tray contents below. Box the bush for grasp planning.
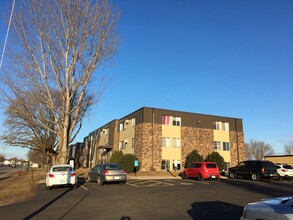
[110,151,123,164]
[185,150,204,168]
[119,154,139,173]
[205,152,225,171]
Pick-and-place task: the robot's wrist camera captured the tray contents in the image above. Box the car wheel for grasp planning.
[45,186,51,190]
[97,177,103,186]
[197,174,204,181]
[182,172,188,179]
[251,172,259,181]
[228,172,236,179]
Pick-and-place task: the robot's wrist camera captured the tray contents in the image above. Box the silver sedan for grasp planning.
[240,196,293,220]
[88,164,127,186]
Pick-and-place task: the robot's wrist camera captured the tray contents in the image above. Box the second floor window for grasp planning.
[173,138,181,147]
[162,137,170,147]
[214,141,221,150]
[223,142,230,151]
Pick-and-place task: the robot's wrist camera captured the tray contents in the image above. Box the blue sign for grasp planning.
[134,160,139,167]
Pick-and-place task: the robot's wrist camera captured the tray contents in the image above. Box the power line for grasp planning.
[0,0,16,70]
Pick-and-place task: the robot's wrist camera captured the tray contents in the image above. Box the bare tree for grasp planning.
[284,143,293,155]
[27,149,45,166]
[0,154,5,162]
[245,139,275,160]
[245,143,253,160]
[0,0,120,164]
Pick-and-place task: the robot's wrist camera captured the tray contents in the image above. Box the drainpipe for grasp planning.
[152,108,154,170]
[235,118,240,164]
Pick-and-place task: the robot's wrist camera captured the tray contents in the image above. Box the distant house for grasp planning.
[4,160,11,166]
[264,155,293,165]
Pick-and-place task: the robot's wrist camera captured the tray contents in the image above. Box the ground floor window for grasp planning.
[172,160,181,171]
[224,162,230,172]
[162,160,170,171]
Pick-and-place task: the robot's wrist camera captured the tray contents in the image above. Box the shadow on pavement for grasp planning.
[23,188,72,220]
[187,201,243,220]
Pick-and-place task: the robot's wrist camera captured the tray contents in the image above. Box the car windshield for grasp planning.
[104,164,121,170]
[52,166,72,172]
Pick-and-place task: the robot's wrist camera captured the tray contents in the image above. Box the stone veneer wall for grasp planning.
[181,127,214,167]
[135,123,162,171]
[229,131,245,167]
[134,124,245,171]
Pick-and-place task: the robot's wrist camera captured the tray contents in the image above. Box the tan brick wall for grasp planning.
[181,127,214,167]
[135,123,162,171]
[133,124,245,171]
[229,131,245,167]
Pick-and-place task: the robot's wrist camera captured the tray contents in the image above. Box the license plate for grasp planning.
[211,176,216,178]
[114,176,119,180]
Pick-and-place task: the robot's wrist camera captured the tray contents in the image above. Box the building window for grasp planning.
[162,115,181,126]
[162,115,171,125]
[224,162,230,172]
[132,138,135,148]
[173,138,181,148]
[172,160,181,170]
[222,122,229,131]
[172,117,181,126]
[162,137,170,147]
[119,141,127,150]
[213,121,220,130]
[131,118,136,126]
[223,142,230,151]
[103,128,109,135]
[214,141,221,150]
[162,160,170,170]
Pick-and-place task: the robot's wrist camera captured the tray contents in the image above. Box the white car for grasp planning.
[46,164,77,190]
[240,196,293,220]
[275,164,293,179]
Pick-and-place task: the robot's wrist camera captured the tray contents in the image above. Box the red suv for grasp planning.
[182,162,220,181]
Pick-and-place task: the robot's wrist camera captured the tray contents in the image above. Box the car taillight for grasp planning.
[124,170,127,174]
[71,172,76,177]
[261,168,265,174]
[103,170,109,175]
[49,174,54,178]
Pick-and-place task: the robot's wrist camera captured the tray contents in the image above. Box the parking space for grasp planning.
[126,178,214,187]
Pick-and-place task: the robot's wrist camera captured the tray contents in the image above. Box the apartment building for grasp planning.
[70,107,245,171]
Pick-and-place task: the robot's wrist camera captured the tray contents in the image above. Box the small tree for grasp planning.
[245,139,275,160]
[185,150,204,168]
[205,152,225,171]
[284,143,293,155]
[110,151,123,164]
[119,154,139,173]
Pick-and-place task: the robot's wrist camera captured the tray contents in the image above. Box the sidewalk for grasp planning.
[127,171,182,180]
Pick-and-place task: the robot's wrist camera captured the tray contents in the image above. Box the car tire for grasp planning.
[228,172,236,179]
[97,177,103,186]
[197,174,204,181]
[182,172,188,179]
[251,172,259,181]
[46,186,51,190]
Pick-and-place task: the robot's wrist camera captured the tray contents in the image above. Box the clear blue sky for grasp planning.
[1,0,293,159]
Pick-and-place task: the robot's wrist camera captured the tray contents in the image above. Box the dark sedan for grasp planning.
[88,163,127,186]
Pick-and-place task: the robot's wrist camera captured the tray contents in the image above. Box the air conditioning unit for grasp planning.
[124,139,128,144]
[125,120,129,124]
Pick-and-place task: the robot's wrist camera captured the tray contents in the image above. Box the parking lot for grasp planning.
[0,178,292,219]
